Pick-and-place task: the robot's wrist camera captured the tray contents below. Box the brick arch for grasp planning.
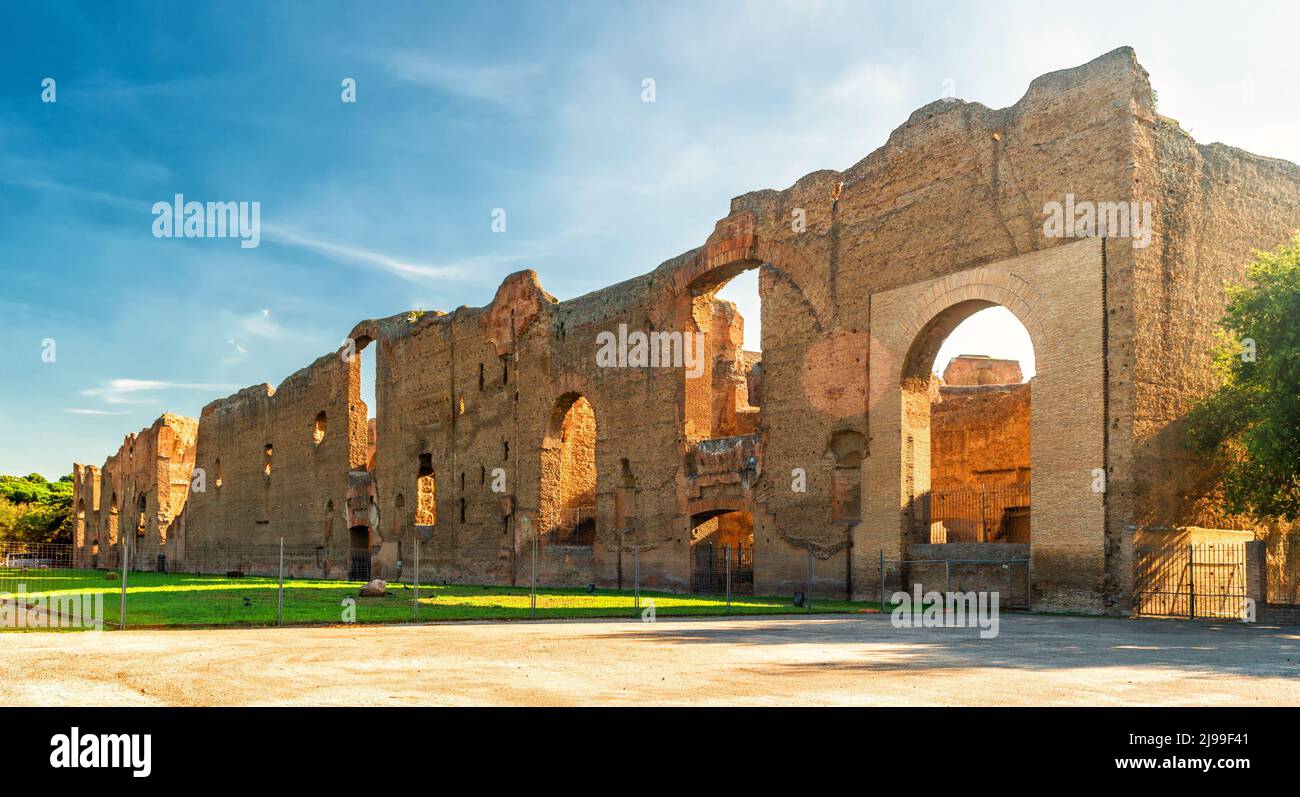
[542,371,602,430]
[659,215,830,332]
[894,266,1056,384]
[686,496,752,523]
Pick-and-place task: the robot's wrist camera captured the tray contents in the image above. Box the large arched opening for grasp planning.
[539,393,597,546]
[688,506,754,595]
[859,251,1111,611]
[349,333,382,474]
[681,262,763,443]
[899,300,1035,546]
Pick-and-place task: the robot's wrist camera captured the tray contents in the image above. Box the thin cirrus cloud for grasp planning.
[3,172,468,286]
[382,52,545,108]
[78,379,238,406]
[260,224,470,282]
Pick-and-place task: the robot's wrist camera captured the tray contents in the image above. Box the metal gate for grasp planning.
[349,550,372,582]
[690,542,753,595]
[1134,543,1246,619]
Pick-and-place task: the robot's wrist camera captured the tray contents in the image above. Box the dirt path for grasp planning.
[4,613,1298,706]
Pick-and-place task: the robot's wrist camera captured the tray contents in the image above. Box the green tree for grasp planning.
[1186,234,1300,521]
[0,473,74,544]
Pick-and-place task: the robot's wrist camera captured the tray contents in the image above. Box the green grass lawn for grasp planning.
[1,567,885,630]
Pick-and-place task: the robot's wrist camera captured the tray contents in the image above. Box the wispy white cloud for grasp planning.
[221,338,250,366]
[64,408,133,416]
[383,52,544,108]
[241,308,282,339]
[262,224,470,282]
[2,176,151,212]
[1,173,465,286]
[80,378,237,405]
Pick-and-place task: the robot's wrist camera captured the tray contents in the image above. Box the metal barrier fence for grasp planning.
[919,483,1031,543]
[0,541,104,630]
[2,532,840,630]
[690,542,753,596]
[879,551,1032,610]
[1134,542,1247,619]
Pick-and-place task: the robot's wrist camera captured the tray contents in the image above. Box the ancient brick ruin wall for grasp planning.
[930,383,1031,492]
[176,350,361,577]
[1086,70,1300,609]
[1126,116,1300,530]
[68,48,1300,613]
[942,355,1023,387]
[930,356,1031,492]
[72,414,197,565]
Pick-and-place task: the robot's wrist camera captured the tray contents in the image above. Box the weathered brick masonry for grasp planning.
[72,48,1300,612]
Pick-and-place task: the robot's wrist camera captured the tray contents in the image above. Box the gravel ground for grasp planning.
[3,612,1298,706]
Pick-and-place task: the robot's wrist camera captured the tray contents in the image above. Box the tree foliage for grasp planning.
[1185,234,1300,522]
[0,473,74,544]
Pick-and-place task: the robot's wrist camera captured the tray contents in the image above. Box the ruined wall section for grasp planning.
[718,48,1143,598]
[70,48,1300,613]
[73,414,197,564]
[70,463,100,558]
[183,351,353,573]
[526,268,693,588]
[930,382,1031,492]
[1128,115,1300,533]
[707,300,760,437]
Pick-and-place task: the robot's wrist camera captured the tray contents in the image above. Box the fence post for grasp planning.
[879,549,885,610]
[806,542,813,614]
[118,537,129,631]
[530,522,538,620]
[1027,556,1033,612]
[945,558,952,622]
[413,536,420,622]
[725,544,731,615]
[277,537,284,627]
[634,544,641,613]
[978,485,986,543]
[1188,543,1196,619]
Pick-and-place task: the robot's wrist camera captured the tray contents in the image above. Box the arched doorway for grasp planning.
[349,525,371,581]
[689,507,754,594]
[681,262,763,442]
[539,393,597,546]
[904,304,1034,545]
[857,253,1112,611]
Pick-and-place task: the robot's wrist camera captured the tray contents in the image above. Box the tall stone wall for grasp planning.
[178,351,359,577]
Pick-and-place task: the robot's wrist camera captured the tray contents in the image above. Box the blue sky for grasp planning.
[2,0,1297,477]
